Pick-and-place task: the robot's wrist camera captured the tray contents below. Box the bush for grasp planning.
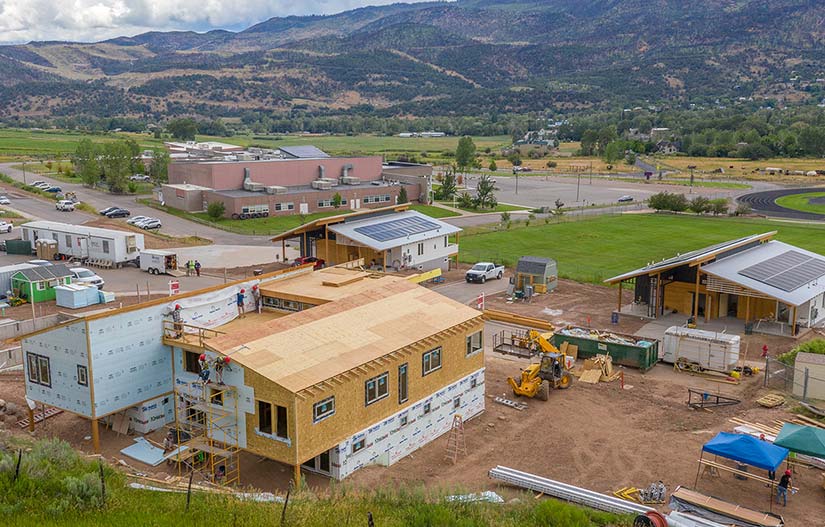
[688,196,710,214]
[127,181,138,194]
[207,201,226,220]
[500,211,511,223]
[648,191,689,212]
[734,202,752,216]
[547,160,558,168]
[779,338,825,365]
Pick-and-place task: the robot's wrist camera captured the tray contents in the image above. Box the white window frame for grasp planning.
[466,331,483,357]
[398,363,408,404]
[274,202,294,212]
[365,372,389,406]
[77,364,88,386]
[417,242,424,256]
[422,347,442,376]
[318,199,333,208]
[422,401,431,415]
[102,240,110,254]
[313,396,336,423]
[26,352,51,387]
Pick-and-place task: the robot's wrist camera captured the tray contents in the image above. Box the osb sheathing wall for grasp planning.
[294,318,484,464]
[316,241,383,267]
[244,368,299,465]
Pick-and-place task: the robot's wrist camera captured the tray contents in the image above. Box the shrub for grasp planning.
[688,196,710,214]
[779,338,825,365]
[127,181,138,193]
[649,191,689,212]
[500,211,511,223]
[734,202,752,216]
[207,201,226,220]
[547,160,558,168]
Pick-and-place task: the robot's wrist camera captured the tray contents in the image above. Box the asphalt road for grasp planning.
[737,187,825,220]
[432,272,510,305]
[0,163,270,245]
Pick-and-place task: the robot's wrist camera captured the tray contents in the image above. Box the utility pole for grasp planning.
[576,172,581,202]
[589,162,593,185]
[515,171,518,195]
[688,165,696,194]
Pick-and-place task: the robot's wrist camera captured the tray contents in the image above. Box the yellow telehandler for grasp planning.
[507,330,572,401]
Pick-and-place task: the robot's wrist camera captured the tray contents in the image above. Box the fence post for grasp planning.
[803,368,809,402]
[763,356,769,388]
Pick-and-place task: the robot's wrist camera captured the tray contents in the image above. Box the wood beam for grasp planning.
[693,269,701,321]
[617,280,622,313]
[91,418,100,454]
[293,464,302,489]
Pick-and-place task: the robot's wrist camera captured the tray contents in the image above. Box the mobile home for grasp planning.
[20,221,144,266]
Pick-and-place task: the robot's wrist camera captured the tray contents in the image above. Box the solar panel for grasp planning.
[353,216,441,242]
[739,250,825,292]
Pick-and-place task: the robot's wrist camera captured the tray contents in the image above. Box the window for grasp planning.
[26,353,51,387]
[352,437,366,454]
[398,363,408,404]
[317,199,333,208]
[210,388,224,406]
[453,397,461,410]
[274,202,294,212]
[422,347,442,376]
[471,377,478,390]
[77,365,88,386]
[276,405,288,439]
[52,233,58,242]
[466,331,483,357]
[184,351,201,373]
[65,235,71,246]
[365,372,389,406]
[242,204,269,214]
[423,402,431,415]
[417,243,424,256]
[399,414,408,427]
[257,400,272,434]
[313,396,335,423]
[102,240,110,254]
[36,282,46,291]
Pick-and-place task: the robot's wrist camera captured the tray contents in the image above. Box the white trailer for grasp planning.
[139,249,180,275]
[20,221,144,267]
[662,326,740,373]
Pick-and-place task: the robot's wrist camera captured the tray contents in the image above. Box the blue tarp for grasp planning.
[702,432,788,471]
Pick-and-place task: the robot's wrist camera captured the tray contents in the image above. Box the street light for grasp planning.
[687,165,697,194]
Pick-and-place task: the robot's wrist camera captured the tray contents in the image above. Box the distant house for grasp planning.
[650,127,671,141]
[655,141,679,155]
[12,264,72,303]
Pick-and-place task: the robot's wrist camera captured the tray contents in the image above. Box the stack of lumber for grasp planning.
[577,354,621,384]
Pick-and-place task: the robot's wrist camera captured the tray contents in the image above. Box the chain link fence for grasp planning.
[764,357,825,401]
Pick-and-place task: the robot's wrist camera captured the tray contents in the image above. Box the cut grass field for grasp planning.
[459,213,825,283]
[438,201,530,213]
[775,192,825,215]
[409,204,461,218]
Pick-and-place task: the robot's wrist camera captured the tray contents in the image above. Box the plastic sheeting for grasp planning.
[702,432,788,471]
[163,279,260,329]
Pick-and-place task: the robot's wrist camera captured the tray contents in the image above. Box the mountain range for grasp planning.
[1,0,824,121]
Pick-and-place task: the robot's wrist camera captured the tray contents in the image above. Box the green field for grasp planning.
[460,213,825,283]
[0,129,165,157]
[438,201,530,213]
[610,177,750,190]
[775,192,825,216]
[409,204,461,218]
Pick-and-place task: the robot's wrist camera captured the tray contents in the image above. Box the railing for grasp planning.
[162,321,223,348]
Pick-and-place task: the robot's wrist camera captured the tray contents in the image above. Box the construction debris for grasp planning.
[576,354,621,384]
[756,394,785,408]
[444,491,504,504]
[121,437,188,466]
[493,396,528,411]
[16,406,62,428]
[614,482,666,504]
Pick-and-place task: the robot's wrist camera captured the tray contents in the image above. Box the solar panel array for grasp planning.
[739,250,825,292]
[354,215,441,242]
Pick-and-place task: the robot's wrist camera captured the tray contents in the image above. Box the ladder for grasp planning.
[445,414,467,464]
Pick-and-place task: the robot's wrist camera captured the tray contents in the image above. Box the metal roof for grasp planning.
[13,264,72,282]
[278,145,330,159]
[269,204,410,242]
[328,210,461,251]
[702,240,825,306]
[22,221,142,240]
[604,232,776,284]
[516,256,555,276]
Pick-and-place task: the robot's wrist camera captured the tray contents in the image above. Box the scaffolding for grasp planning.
[173,380,241,486]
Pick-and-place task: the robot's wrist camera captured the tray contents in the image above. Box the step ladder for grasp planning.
[445,414,467,464]
[493,396,528,411]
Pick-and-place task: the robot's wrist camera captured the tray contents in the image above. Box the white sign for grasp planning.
[477,292,485,310]
[168,280,180,295]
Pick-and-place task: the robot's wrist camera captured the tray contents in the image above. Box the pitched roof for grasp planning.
[14,264,72,281]
[516,256,554,275]
[206,279,481,393]
[269,204,411,242]
[278,145,330,159]
[328,210,461,251]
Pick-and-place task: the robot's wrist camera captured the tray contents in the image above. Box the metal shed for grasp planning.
[515,256,557,293]
[11,264,72,303]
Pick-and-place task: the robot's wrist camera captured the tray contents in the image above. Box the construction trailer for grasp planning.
[139,249,179,275]
[22,263,485,486]
[662,327,740,373]
[20,221,144,266]
[515,256,557,293]
[0,263,38,298]
[12,264,73,303]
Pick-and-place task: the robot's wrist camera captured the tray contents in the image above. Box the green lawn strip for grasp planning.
[437,201,530,213]
[774,192,825,215]
[459,213,825,284]
[408,204,461,218]
[610,177,750,190]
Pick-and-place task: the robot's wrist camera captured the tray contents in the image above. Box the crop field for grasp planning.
[654,155,825,182]
[460,213,825,283]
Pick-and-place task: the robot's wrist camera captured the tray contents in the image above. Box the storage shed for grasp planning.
[515,256,557,293]
[793,352,825,401]
[11,264,72,303]
[55,284,101,309]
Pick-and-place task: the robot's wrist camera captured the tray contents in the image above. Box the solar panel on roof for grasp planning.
[353,216,441,242]
[739,250,825,292]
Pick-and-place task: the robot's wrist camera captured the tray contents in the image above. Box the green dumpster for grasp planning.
[5,239,32,255]
[550,328,659,372]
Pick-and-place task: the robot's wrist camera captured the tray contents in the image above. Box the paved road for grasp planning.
[737,187,825,220]
[432,273,509,305]
[0,163,270,246]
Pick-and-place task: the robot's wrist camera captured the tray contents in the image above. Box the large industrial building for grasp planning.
[22,264,484,485]
[161,146,429,218]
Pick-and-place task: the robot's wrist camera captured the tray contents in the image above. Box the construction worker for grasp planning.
[194,260,202,277]
[188,260,196,276]
[776,469,791,506]
[214,356,231,385]
[198,353,210,383]
[163,430,176,466]
[251,285,261,314]
[169,304,183,338]
[236,288,246,318]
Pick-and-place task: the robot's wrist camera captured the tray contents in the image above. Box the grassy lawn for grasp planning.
[409,204,461,218]
[775,192,825,215]
[438,201,530,213]
[0,128,165,157]
[460,213,825,283]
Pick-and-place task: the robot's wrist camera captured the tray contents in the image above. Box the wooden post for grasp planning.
[324,225,330,265]
[745,296,751,323]
[293,464,302,488]
[693,269,701,320]
[27,407,35,432]
[617,281,622,313]
[705,294,711,323]
[655,272,662,317]
[282,239,286,263]
[91,418,100,454]
[791,305,798,337]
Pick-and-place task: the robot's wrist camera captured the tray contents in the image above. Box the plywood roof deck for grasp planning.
[260,267,400,305]
[216,309,287,334]
[207,279,482,393]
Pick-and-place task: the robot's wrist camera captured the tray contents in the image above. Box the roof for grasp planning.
[328,210,461,251]
[702,240,825,306]
[278,145,330,159]
[163,183,213,191]
[774,423,825,458]
[21,221,141,240]
[260,267,402,304]
[702,432,788,471]
[270,204,410,242]
[795,351,825,366]
[207,279,481,393]
[516,256,555,276]
[13,264,72,281]
[604,232,776,284]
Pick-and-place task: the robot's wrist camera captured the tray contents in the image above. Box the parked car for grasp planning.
[29,180,46,187]
[129,174,151,182]
[465,262,505,283]
[70,267,105,289]
[138,219,162,230]
[105,208,130,218]
[126,215,150,225]
[56,200,75,211]
[27,259,53,266]
[44,186,62,193]
[0,196,10,205]
[0,221,12,233]
[617,195,634,203]
[34,182,52,190]
[293,256,325,270]
[99,206,119,216]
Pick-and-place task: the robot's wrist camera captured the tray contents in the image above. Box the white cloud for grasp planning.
[0,0,435,44]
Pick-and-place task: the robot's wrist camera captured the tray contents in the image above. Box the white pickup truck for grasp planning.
[465,262,504,283]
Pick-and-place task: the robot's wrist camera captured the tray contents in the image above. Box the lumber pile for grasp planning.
[577,354,621,384]
[755,393,785,408]
[483,310,554,331]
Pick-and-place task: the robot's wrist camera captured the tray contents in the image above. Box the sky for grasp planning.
[0,0,436,44]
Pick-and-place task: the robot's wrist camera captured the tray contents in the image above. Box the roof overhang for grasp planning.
[270,204,410,242]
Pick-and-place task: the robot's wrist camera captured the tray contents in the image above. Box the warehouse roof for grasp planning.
[278,145,331,159]
[207,278,481,393]
[328,210,460,251]
[702,240,825,306]
[604,232,775,284]
[14,264,72,281]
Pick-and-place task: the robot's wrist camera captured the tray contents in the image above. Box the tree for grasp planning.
[166,118,198,141]
[100,141,132,193]
[551,198,565,220]
[489,160,498,172]
[709,198,729,216]
[625,151,637,165]
[507,152,522,166]
[546,160,557,168]
[474,174,498,209]
[648,192,689,212]
[457,191,475,209]
[455,136,476,173]
[149,148,171,184]
[438,169,457,200]
[500,211,511,223]
[207,201,226,220]
[332,192,343,209]
[73,138,100,187]
[603,141,622,163]
[397,186,408,204]
[580,129,599,156]
[688,196,711,214]
[734,202,752,216]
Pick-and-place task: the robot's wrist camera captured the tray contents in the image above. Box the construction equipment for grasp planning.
[505,330,572,401]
